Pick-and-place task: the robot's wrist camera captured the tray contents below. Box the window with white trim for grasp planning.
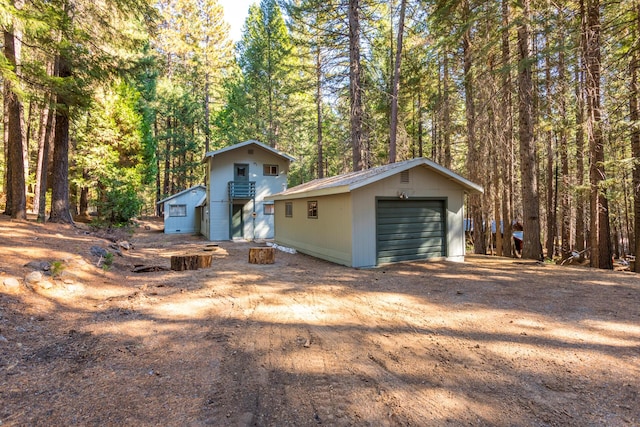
[169,204,187,217]
[263,164,279,176]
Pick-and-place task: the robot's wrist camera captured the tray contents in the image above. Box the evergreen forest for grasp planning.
[1,0,639,270]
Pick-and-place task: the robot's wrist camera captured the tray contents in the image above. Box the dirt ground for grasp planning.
[0,215,638,426]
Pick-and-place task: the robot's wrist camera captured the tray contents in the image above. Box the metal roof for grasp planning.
[203,140,295,162]
[269,158,483,200]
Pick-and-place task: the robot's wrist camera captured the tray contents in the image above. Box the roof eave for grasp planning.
[267,185,351,201]
[156,184,206,205]
[203,140,296,163]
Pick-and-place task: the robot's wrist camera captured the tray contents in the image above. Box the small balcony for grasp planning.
[228,181,256,199]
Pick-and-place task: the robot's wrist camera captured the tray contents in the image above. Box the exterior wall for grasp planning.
[273,193,353,266]
[162,187,206,234]
[350,166,466,267]
[201,168,210,240]
[205,145,289,240]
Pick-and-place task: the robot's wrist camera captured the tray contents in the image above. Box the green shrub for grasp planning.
[102,252,114,271]
[50,261,65,277]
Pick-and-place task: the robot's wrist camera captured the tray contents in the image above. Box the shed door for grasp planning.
[231,204,244,238]
[376,199,446,264]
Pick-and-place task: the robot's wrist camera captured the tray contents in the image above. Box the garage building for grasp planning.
[268,158,483,267]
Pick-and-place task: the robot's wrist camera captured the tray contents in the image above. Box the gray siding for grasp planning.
[206,146,289,240]
[350,167,466,267]
[162,187,206,234]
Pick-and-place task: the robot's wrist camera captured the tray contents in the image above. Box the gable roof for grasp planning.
[156,185,206,205]
[203,140,295,162]
[269,158,483,200]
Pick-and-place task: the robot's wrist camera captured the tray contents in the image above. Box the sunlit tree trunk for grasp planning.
[631,0,640,271]
[517,0,542,260]
[443,52,451,169]
[575,58,586,254]
[3,17,27,219]
[500,0,514,257]
[558,13,571,261]
[349,0,364,171]
[316,44,324,179]
[34,56,55,222]
[544,50,556,260]
[462,0,484,255]
[584,0,612,269]
[49,53,74,224]
[389,0,406,164]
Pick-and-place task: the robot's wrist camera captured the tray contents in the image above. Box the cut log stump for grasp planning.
[170,254,212,271]
[249,247,275,264]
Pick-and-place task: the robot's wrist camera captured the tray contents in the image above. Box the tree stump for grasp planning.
[248,247,275,264]
[170,254,212,271]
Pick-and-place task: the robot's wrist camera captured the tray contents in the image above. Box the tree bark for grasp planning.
[500,0,514,258]
[443,52,451,169]
[462,0,484,255]
[316,44,324,179]
[575,53,586,254]
[49,55,74,224]
[389,0,406,164]
[544,51,556,260]
[3,26,27,220]
[584,0,612,269]
[631,0,640,270]
[163,117,171,197]
[558,14,571,260]
[517,0,542,260]
[349,0,363,171]
[34,74,55,222]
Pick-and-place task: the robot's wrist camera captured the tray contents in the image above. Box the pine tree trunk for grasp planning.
[389,0,406,164]
[443,52,451,169]
[575,58,586,254]
[316,44,324,179]
[204,75,210,153]
[154,119,161,216]
[517,0,542,260]
[631,0,640,271]
[163,117,171,197]
[545,51,556,260]
[4,27,27,220]
[34,75,54,222]
[349,0,363,171]
[3,88,9,209]
[49,55,74,224]
[584,0,612,269]
[500,0,513,258]
[558,16,571,260]
[462,0,484,255]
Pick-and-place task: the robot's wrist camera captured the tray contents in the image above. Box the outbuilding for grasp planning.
[268,158,483,267]
[157,185,206,234]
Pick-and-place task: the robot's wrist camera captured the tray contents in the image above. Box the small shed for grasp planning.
[157,185,206,234]
[268,158,483,268]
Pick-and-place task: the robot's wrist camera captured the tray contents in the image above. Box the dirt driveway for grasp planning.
[1,216,639,426]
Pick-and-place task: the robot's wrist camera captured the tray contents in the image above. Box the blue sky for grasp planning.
[219,0,255,42]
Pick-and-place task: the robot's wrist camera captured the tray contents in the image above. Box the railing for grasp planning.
[228,181,256,199]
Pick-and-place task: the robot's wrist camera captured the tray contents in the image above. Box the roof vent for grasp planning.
[400,170,410,183]
[248,149,254,154]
